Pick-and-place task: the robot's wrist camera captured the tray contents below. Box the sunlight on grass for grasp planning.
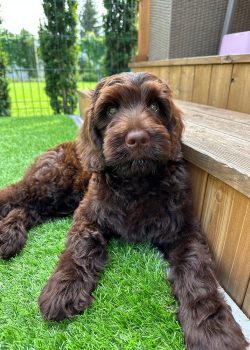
[8,81,97,117]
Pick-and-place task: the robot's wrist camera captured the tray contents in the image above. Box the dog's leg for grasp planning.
[39,201,107,321]
[0,183,45,258]
[0,207,43,259]
[155,231,248,350]
[0,182,45,259]
[0,142,86,259]
[0,184,19,220]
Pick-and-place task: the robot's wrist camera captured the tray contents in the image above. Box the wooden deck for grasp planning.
[178,100,250,197]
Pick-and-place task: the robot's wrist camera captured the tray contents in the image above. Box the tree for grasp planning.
[16,29,37,78]
[39,0,78,114]
[78,32,105,81]
[0,29,37,78]
[0,14,10,116]
[103,0,138,75]
[79,0,99,38]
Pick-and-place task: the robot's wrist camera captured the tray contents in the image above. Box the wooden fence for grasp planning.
[129,54,250,114]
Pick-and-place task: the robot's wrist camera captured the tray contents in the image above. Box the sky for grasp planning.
[0,0,105,36]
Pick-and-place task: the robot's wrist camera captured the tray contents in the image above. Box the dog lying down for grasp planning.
[0,72,248,349]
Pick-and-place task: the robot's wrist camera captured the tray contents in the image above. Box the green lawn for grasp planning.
[0,116,185,350]
[9,81,96,117]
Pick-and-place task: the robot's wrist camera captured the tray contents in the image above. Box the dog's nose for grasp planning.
[125,130,150,148]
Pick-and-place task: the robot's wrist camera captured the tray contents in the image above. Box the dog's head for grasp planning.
[78,72,183,177]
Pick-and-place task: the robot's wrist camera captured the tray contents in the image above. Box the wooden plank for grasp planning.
[168,66,181,99]
[208,64,233,108]
[228,63,250,114]
[201,176,250,308]
[201,175,234,265]
[78,90,92,98]
[188,163,208,220]
[179,66,195,101]
[182,113,250,198]
[158,66,170,84]
[192,65,212,104]
[129,54,250,68]
[148,66,161,77]
[184,111,250,142]
[131,67,149,73]
[135,0,151,62]
[132,66,156,75]
[182,125,250,198]
[177,100,250,125]
[78,90,92,119]
[183,118,250,165]
[242,280,250,318]
[220,200,250,307]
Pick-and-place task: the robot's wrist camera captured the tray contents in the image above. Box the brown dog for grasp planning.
[0,72,248,349]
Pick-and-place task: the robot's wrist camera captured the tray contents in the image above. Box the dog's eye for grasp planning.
[106,106,118,117]
[148,102,159,113]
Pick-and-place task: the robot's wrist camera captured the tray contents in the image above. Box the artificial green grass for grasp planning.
[9,81,97,117]
[0,116,185,350]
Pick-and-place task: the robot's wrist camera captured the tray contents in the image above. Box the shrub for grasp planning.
[0,15,10,117]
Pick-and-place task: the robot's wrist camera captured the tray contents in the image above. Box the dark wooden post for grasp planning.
[135,0,150,62]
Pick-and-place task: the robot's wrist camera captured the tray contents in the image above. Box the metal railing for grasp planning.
[0,0,138,117]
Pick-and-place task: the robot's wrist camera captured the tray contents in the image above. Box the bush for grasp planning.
[78,31,105,82]
[0,43,10,116]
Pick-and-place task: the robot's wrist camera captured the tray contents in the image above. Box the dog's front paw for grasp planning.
[39,272,93,321]
[183,304,248,350]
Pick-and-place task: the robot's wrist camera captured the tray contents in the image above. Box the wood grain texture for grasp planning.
[130,55,250,113]
[135,0,150,61]
[178,100,250,198]
[183,111,250,141]
[177,100,250,124]
[130,67,140,73]
[228,63,250,114]
[201,176,234,265]
[192,65,212,104]
[179,66,195,101]
[222,200,250,307]
[181,125,250,199]
[188,163,208,220]
[201,176,250,309]
[242,280,250,318]
[168,66,182,99]
[158,66,170,84]
[208,64,233,108]
[78,90,92,119]
[129,54,250,68]
[146,66,161,77]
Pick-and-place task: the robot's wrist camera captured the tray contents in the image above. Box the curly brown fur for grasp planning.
[0,72,248,349]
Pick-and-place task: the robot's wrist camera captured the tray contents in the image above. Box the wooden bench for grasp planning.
[78,91,250,317]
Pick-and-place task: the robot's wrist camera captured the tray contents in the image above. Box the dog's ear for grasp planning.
[159,80,184,161]
[77,80,107,172]
[168,98,184,161]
